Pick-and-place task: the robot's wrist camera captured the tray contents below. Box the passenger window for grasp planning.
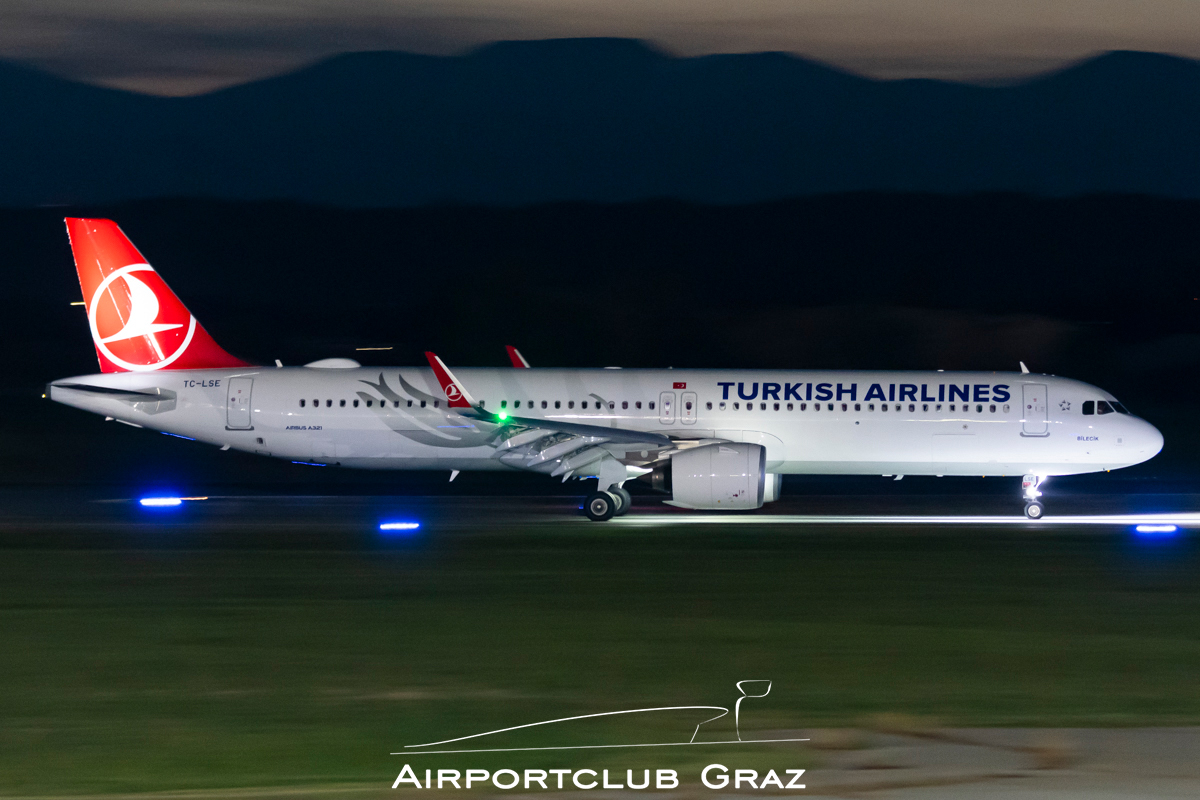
[800,403,807,411]
[500,400,507,409]
[1097,400,1114,415]
[894,404,900,412]
[787,402,794,411]
[813,403,819,412]
[908,403,915,412]
[989,404,996,413]
[748,404,753,412]
[299,399,305,407]
[543,400,548,409]
[609,402,615,410]
[581,401,588,409]
[568,401,574,409]
[706,402,712,410]
[828,403,834,411]
[420,400,426,408]
[353,399,360,408]
[949,404,955,412]
[686,401,693,410]
[622,401,628,410]
[514,400,521,409]
[976,404,982,413]
[922,404,928,412]
[649,402,655,410]
[855,403,861,412]
[719,401,726,410]
[635,401,642,409]
[407,400,412,407]
[881,403,887,412]
[868,403,875,411]
[841,403,847,411]
[366,400,372,408]
[555,401,561,409]
[340,399,346,407]
[434,400,440,408]
[1003,404,1010,413]
[327,400,332,407]
[936,404,942,412]
[393,400,399,408]
[734,402,740,410]
[774,402,780,411]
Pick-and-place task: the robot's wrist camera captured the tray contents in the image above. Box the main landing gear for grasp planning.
[1022,474,1047,519]
[584,485,632,521]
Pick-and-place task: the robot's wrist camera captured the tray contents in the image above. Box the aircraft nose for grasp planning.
[1138,418,1164,460]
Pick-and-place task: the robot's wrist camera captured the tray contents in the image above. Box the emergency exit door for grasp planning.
[680,391,697,424]
[226,377,254,430]
[1022,383,1048,436]
[659,391,676,424]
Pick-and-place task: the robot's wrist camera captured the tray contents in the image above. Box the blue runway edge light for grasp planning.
[379,521,421,532]
[140,496,183,507]
[1135,524,1178,537]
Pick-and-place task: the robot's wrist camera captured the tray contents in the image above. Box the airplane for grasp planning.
[47,218,1164,521]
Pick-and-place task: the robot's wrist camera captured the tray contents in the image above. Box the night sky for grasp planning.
[5,0,1200,95]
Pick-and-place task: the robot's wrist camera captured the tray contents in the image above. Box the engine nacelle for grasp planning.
[666,443,765,510]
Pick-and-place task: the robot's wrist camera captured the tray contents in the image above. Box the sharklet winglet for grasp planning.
[424,352,478,409]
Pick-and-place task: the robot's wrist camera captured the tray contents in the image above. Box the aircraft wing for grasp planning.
[425,352,679,478]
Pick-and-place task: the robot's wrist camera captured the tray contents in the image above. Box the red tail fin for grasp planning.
[66,218,251,373]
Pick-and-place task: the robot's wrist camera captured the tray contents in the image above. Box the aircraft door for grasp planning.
[1022,383,1048,436]
[659,391,676,424]
[226,377,254,430]
[680,391,697,424]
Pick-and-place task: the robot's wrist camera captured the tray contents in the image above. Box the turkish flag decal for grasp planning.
[673,382,686,389]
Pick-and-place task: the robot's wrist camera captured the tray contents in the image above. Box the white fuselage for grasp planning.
[49,366,1163,478]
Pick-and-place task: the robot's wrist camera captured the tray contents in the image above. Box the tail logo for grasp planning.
[445,383,463,402]
[88,264,197,371]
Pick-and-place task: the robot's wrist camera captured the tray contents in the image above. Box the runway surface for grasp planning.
[1,487,1198,541]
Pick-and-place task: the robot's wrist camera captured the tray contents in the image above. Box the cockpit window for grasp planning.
[1082,401,1095,415]
[1112,402,1130,414]
[1096,400,1115,415]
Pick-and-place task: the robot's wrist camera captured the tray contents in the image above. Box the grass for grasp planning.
[2,526,1200,794]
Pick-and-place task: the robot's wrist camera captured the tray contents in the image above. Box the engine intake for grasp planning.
[666,443,765,510]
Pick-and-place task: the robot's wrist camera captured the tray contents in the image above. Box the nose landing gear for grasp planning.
[1022,474,1047,519]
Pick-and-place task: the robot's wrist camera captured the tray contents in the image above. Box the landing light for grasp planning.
[1135,524,1178,537]
[379,521,421,533]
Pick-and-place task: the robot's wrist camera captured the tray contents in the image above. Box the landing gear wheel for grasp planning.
[612,487,632,516]
[585,491,617,522]
[1024,501,1045,520]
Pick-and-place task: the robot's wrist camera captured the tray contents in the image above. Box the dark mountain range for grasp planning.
[3,39,1200,207]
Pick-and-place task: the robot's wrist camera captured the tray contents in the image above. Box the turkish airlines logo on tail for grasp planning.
[444,383,463,402]
[88,264,197,371]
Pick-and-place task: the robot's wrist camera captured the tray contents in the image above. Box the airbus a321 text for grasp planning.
[48,219,1163,520]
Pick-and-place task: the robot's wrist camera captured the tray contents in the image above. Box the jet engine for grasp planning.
[665,442,766,510]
